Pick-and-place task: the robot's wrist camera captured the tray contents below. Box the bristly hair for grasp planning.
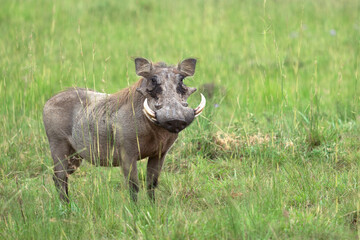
[153,62,174,68]
[95,78,144,116]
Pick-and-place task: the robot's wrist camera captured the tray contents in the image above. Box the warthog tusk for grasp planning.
[143,109,157,123]
[143,98,157,122]
[144,98,156,118]
[194,93,206,117]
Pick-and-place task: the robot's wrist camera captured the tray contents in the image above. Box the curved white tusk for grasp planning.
[194,93,206,117]
[143,98,156,118]
[143,109,157,123]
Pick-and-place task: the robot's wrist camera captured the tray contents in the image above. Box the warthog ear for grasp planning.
[136,78,148,96]
[135,58,152,77]
[178,58,197,77]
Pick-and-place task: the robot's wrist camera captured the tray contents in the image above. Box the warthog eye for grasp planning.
[177,81,187,95]
[146,76,162,100]
[151,76,158,85]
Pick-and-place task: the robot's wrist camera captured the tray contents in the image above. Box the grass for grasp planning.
[1,0,360,239]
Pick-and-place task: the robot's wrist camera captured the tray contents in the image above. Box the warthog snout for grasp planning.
[143,94,206,133]
[164,120,187,133]
[155,102,194,133]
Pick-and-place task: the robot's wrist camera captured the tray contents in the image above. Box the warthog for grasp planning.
[43,58,206,202]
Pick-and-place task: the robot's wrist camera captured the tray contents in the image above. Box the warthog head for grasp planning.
[135,58,206,133]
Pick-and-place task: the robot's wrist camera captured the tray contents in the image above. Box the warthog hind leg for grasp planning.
[50,141,76,203]
[67,155,82,175]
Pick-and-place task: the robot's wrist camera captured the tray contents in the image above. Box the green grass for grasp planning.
[1,0,360,239]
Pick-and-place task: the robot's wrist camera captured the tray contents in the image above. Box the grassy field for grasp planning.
[1,0,360,239]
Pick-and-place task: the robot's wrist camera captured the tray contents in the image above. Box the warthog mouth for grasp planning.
[142,93,206,125]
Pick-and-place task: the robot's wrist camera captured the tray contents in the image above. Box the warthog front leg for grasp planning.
[122,158,139,202]
[146,154,166,202]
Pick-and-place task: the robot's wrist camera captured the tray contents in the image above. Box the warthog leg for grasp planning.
[67,155,82,175]
[122,159,139,202]
[50,141,74,203]
[146,154,166,202]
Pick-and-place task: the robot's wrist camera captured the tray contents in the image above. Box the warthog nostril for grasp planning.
[164,120,187,133]
[181,102,188,107]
